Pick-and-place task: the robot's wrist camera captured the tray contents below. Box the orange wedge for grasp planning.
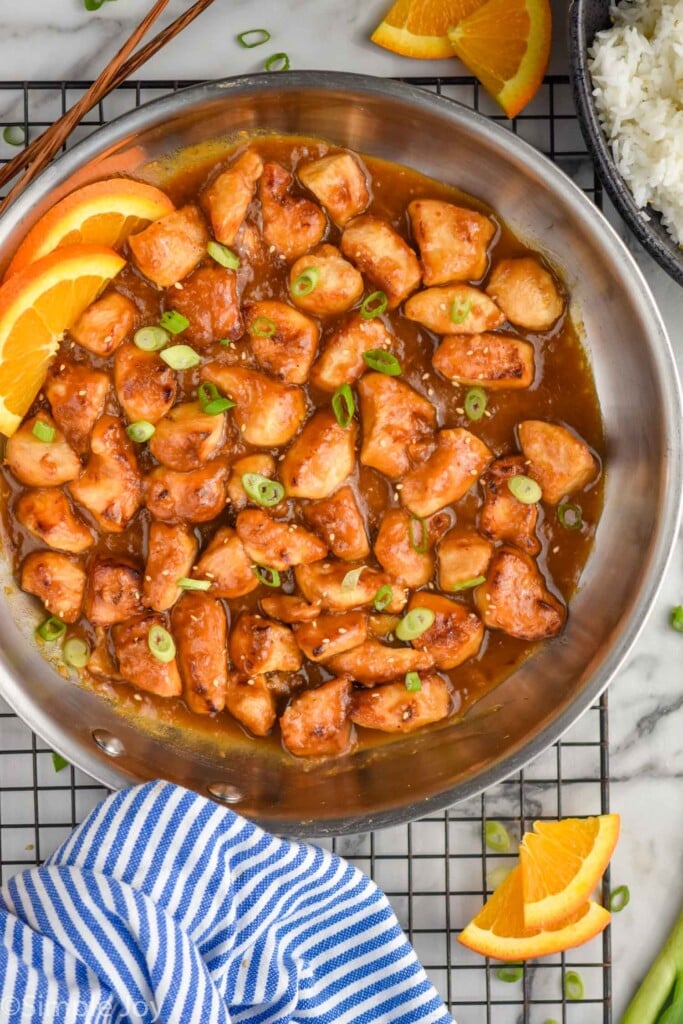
[458,865,611,961]
[519,814,621,929]
[447,0,552,118]
[371,0,486,59]
[5,179,173,278]
[0,244,125,436]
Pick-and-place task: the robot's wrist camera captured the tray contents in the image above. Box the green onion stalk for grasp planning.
[622,904,683,1024]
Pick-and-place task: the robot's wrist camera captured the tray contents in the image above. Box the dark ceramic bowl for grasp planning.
[569,0,683,285]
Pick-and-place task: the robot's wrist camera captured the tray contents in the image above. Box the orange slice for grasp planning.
[458,865,611,961]
[0,244,125,436]
[371,0,485,59]
[447,0,552,118]
[519,814,621,929]
[5,179,173,278]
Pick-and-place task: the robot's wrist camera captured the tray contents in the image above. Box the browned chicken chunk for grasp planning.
[260,594,321,624]
[166,265,242,349]
[16,488,93,553]
[280,409,357,500]
[226,673,277,737]
[144,460,229,523]
[340,214,421,308]
[358,373,436,479]
[244,300,319,383]
[374,508,435,588]
[298,152,370,227]
[229,612,302,675]
[21,551,86,623]
[172,592,228,714]
[148,401,226,472]
[259,162,327,260]
[293,611,368,662]
[302,485,370,561]
[309,314,394,392]
[70,291,136,357]
[114,342,177,424]
[195,526,258,599]
[128,204,209,288]
[518,420,598,504]
[479,455,541,555]
[328,640,434,685]
[474,546,566,640]
[203,148,264,245]
[84,556,144,626]
[5,415,80,487]
[289,245,364,317]
[408,199,496,284]
[437,529,493,591]
[280,676,353,757]
[407,592,484,669]
[227,454,278,511]
[200,364,307,447]
[44,361,110,453]
[69,416,142,532]
[143,521,198,612]
[236,509,327,570]
[112,614,182,698]
[432,333,535,389]
[400,428,493,518]
[295,560,407,613]
[351,673,451,734]
[486,257,564,331]
[404,285,504,335]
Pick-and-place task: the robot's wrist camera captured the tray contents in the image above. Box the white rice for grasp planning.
[588,0,683,245]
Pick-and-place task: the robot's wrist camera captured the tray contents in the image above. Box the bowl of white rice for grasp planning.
[569,0,683,285]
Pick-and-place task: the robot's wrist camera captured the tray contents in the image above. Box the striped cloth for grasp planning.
[0,781,454,1024]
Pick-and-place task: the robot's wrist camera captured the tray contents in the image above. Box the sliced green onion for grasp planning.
[242,473,285,508]
[360,291,388,320]
[487,864,514,890]
[254,564,281,588]
[405,671,422,692]
[3,125,26,146]
[36,616,66,643]
[148,624,176,663]
[496,965,523,983]
[160,345,201,370]
[207,240,240,270]
[291,266,320,296]
[134,325,169,351]
[409,515,428,554]
[177,577,212,591]
[543,1020,560,1024]
[464,386,487,421]
[450,298,472,324]
[32,419,55,443]
[126,420,155,443]
[84,0,115,9]
[237,28,271,48]
[52,751,69,772]
[564,970,584,1001]
[672,606,683,633]
[557,502,583,530]
[198,381,235,415]
[373,584,394,612]
[251,316,277,338]
[362,349,402,376]
[484,820,511,853]
[508,474,542,504]
[265,52,290,72]
[159,309,189,335]
[62,636,90,668]
[332,383,355,428]
[395,607,435,641]
[341,566,366,591]
[608,884,630,913]
[452,575,486,592]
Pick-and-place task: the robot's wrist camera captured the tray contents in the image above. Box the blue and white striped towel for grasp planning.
[0,780,454,1023]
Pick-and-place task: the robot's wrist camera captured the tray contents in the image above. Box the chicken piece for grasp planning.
[351,674,451,734]
[128,204,209,288]
[16,488,93,554]
[288,245,364,317]
[437,529,493,591]
[144,460,229,523]
[234,222,265,265]
[86,627,123,682]
[226,673,277,737]
[172,592,228,714]
[280,410,357,500]
[293,611,368,662]
[203,148,264,245]
[309,314,394,392]
[244,300,319,384]
[229,612,302,676]
[143,522,198,612]
[340,214,421,308]
[295,560,407,613]
[112,614,182,698]
[408,199,496,284]
[280,677,353,758]
[195,526,258,599]
[328,641,434,685]
[44,361,110,453]
[518,420,598,504]
[259,161,327,260]
[227,454,278,511]
[432,333,535,390]
[84,556,144,626]
[486,257,564,331]
[400,429,493,518]
[475,547,565,640]
[302,485,370,561]
[69,416,142,532]
[236,509,327,571]
[479,456,540,556]
[200,364,306,447]
[407,593,484,670]
[373,508,434,588]
[114,342,177,424]
[165,265,242,349]
[260,595,321,624]
[70,291,136,357]
[21,551,86,623]
[5,415,80,487]
[403,285,504,335]
[148,401,226,472]
[358,373,436,479]
[298,152,370,227]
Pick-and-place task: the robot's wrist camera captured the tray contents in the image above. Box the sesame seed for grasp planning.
[402,708,412,720]
[470,468,478,476]
[328,532,336,541]
[145,575,152,582]
[161,570,170,577]
[427,388,434,396]
[78,389,87,396]
[455,406,464,414]
[553,545,560,554]
[269,245,276,253]
[338,627,347,634]
[395,483,403,490]
[466,350,474,356]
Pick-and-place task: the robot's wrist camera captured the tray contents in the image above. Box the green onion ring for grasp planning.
[484,820,511,853]
[291,267,320,296]
[133,326,169,352]
[62,637,90,668]
[126,420,155,443]
[52,752,69,772]
[373,584,394,611]
[160,345,201,370]
[450,297,472,324]
[362,349,402,376]
[207,240,240,270]
[409,515,428,554]
[341,566,366,591]
[198,381,235,415]
[251,316,277,338]
[404,671,422,692]
[331,383,355,428]
[265,52,290,72]
[557,502,583,530]
[148,625,176,663]
[254,564,281,588]
[242,473,285,508]
[564,970,584,1002]
[159,309,189,335]
[495,965,523,983]
[32,419,55,443]
[508,474,542,504]
[395,607,435,641]
[360,291,388,319]
[237,28,271,48]
[452,575,486,592]
[3,125,26,146]
[36,616,66,643]
[464,386,487,421]
[671,606,683,633]
[177,577,212,591]
[608,885,630,913]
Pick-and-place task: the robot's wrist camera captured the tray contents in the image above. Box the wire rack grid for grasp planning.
[0,75,611,1024]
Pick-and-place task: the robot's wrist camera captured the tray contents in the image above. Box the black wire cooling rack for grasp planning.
[0,76,611,1024]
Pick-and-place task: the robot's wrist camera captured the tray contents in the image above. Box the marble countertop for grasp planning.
[0,1,681,1021]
